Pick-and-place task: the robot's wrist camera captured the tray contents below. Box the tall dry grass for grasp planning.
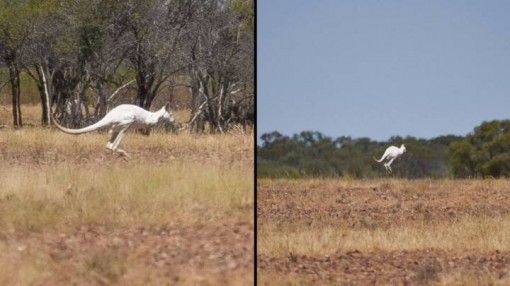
[259,178,510,256]
[0,125,254,230]
[259,215,510,257]
[0,104,254,285]
[0,162,253,231]
[0,126,253,157]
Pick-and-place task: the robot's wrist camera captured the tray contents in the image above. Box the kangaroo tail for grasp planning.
[373,155,385,163]
[52,114,109,135]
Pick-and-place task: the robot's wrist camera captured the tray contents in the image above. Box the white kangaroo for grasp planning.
[52,103,175,157]
[373,144,406,174]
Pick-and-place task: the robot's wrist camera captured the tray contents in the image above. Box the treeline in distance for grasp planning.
[258,120,510,179]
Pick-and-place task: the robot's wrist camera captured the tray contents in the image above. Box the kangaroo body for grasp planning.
[373,144,406,174]
[53,103,175,157]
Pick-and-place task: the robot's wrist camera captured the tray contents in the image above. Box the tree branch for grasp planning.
[107,79,135,102]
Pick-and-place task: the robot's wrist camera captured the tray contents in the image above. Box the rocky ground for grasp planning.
[2,222,253,285]
[257,179,510,285]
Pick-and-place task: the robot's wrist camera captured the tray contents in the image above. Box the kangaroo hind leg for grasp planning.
[106,130,120,151]
[386,158,395,174]
[111,126,130,158]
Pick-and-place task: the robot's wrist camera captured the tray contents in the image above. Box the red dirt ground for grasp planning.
[257,180,510,285]
[3,222,253,285]
[0,142,254,285]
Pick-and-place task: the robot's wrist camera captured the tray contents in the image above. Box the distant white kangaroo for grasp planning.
[52,103,175,157]
[373,144,406,174]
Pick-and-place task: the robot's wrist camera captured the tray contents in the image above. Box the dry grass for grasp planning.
[259,215,510,257]
[258,178,510,285]
[257,272,314,286]
[259,178,510,255]
[0,162,253,231]
[0,105,254,285]
[0,126,253,160]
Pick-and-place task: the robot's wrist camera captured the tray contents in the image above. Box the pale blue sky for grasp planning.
[258,1,510,143]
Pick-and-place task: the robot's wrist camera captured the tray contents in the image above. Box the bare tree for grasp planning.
[0,0,253,133]
[0,0,35,126]
[115,0,196,110]
[24,0,131,126]
[22,2,73,125]
[73,0,133,118]
[185,0,254,133]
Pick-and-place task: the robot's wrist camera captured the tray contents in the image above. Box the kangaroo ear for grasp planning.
[164,102,171,112]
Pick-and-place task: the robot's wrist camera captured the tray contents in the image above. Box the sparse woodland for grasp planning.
[258,120,510,178]
[0,1,254,284]
[0,0,254,133]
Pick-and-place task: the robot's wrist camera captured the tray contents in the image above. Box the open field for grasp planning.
[0,108,254,285]
[258,178,510,285]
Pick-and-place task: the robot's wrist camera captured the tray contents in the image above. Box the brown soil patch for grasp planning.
[0,140,252,167]
[259,249,510,285]
[2,222,253,285]
[258,181,510,228]
[257,180,510,285]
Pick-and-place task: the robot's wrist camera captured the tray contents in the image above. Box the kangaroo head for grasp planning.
[401,144,406,153]
[162,102,175,123]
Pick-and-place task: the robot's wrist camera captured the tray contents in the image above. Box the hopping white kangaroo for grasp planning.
[53,103,175,157]
[373,144,406,174]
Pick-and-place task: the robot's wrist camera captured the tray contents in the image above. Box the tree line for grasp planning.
[258,120,510,179]
[0,0,253,133]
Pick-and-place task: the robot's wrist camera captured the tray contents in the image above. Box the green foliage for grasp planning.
[28,0,59,15]
[0,0,30,47]
[391,136,457,178]
[256,159,302,179]
[78,24,104,63]
[227,0,254,33]
[450,120,510,178]
[0,0,59,46]
[257,131,460,179]
[449,140,474,178]
[259,121,510,179]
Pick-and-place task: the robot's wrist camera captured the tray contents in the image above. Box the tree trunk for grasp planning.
[52,68,81,127]
[95,80,108,118]
[9,66,22,127]
[37,64,51,125]
[37,83,49,125]
[135,71,156,110]
[189,77,206,133]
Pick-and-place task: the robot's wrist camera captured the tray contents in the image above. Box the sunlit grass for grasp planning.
[258,178,510,285]
[259,215,510,257]
[0,160,253,231]
[259,178,510,257]
[0,126,253,154]
[0,103,254,285]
